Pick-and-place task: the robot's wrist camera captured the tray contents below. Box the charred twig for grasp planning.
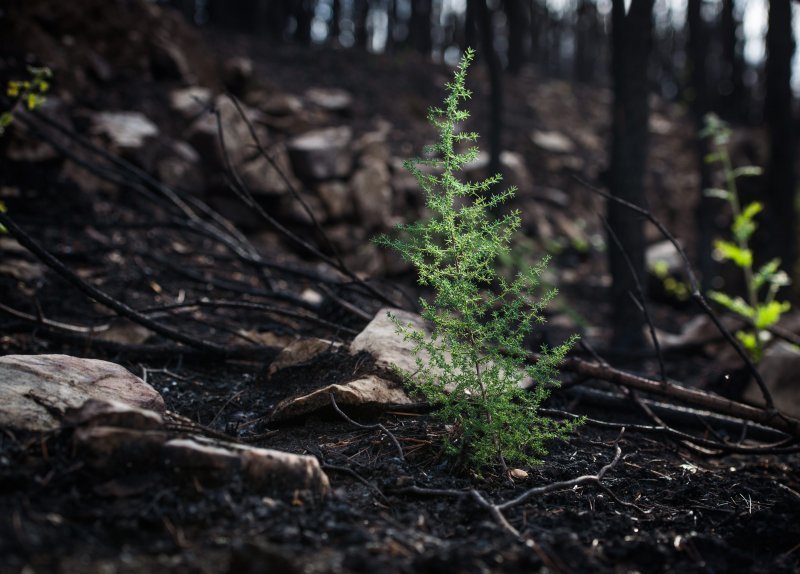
[328,393,405,461]
[0,212,240,356]
[601,216,667,383]
[395,431,627,538]
[575,176,776,410]
[0,302,111,334]
[546,351,800,437]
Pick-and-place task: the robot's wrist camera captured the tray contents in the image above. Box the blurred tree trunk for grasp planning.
[355,0,370,50]
[477,0,503,179]
[293,0,314,45]
[719,0,746,120]
[330,0,341,44]
[464,0,478,52]
[764,0,797,280]
[574,0,599,83]
[504,0,527,75]
[409,0,432,55]
[529,0,547,67]
[607,0,654,350]
[687,0,715,286]
[385,0,396,53]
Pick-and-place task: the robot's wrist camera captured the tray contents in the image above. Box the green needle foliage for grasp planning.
[376,48,580,472]
[701,113,791,361]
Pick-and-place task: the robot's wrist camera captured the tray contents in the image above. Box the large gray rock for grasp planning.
[288,126,353,181]
[0,354,165,432]
[238,143,300,196]
[185,95,261,171]
[169,86,213,120]
[350,308,430,374]
[305,87,353,114]
[351,158,393,230]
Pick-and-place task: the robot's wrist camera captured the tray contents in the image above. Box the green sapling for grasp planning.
[376,48,580,473]
[701,113,791,361]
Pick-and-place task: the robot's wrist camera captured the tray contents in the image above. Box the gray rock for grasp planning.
[745,341,800,417]
[350,308,429,375]
[185,95,261,171]
[0,354,165,432]
[351,158,393,229]
[531,130,575,154]
[170,86,213,120]
[270,375,412,421]
[238,143,300,196]
[91,111,158,149]
[288,127,353,181]
[305,87,353,114]
[316,181,353,220]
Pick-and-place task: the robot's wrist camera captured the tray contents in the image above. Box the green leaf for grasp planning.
[709,291,754,319]
[732,201,762,242]
[732,166,763,178]
[713,239,752,268]
[754,301,791,329]
[704,188,730,200]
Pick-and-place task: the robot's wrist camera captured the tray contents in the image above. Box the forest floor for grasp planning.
[1,2,799,572]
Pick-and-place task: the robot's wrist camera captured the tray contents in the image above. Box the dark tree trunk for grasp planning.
[464,0,478,52]
[504,0,526,75]
[719,0,746,120]
[330,0,341,44]
[574,0,598,83]
[607,0,654,350]
[764,0,797,279]
[529,0,547,67]
[385,0,396,53]
[409,0,432,55]
[477,0,503,179]
[686,0,715,286]
[355,0,370,50]
[293,0,314,45]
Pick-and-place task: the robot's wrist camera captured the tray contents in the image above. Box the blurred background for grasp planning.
[1,0,799,405]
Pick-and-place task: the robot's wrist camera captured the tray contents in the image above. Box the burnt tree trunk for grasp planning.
[504,0,527,75]
[293,0,314,45]
[409,0,432,55]
[764,0,797,280]
[719,0,746,120]
[687,0,715,286]
[355,0,370,50]
[477,0,503,179]
[608,0,654,350]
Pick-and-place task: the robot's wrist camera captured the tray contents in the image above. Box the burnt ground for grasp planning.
[1,2,800,572]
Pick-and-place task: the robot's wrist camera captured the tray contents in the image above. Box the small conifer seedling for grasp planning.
[376,49,580,473]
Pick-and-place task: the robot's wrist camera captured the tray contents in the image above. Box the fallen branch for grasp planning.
[394,430,628,538]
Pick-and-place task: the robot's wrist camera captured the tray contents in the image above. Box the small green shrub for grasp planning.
[701,113,791,360]
[376,49,580,473]
[1,66,51,232]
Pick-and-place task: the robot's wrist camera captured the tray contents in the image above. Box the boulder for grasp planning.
[316,181,353,220]
[350,308,429,375]
[351,158,393,229]
[238,143,300,196]
[287,127,353,181]
[155,139,204,193]
[0,354,165,432]
[185,95,261,171]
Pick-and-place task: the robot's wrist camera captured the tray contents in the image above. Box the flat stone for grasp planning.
[531,130,575,154]
[268,338,343,377]
[350,308,430,375]
[270,375,412,421]
[305,87,353,114]
[91,111,158,149]
[288,127,353,181]
[0,354,165,432]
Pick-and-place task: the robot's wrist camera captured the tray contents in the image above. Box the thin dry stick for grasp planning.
[396,431,627,538]
[0,212,239,356]
[328,393,405,461]
[601,216,667,384]
[0,302,111,334]
[574,175,775,410]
